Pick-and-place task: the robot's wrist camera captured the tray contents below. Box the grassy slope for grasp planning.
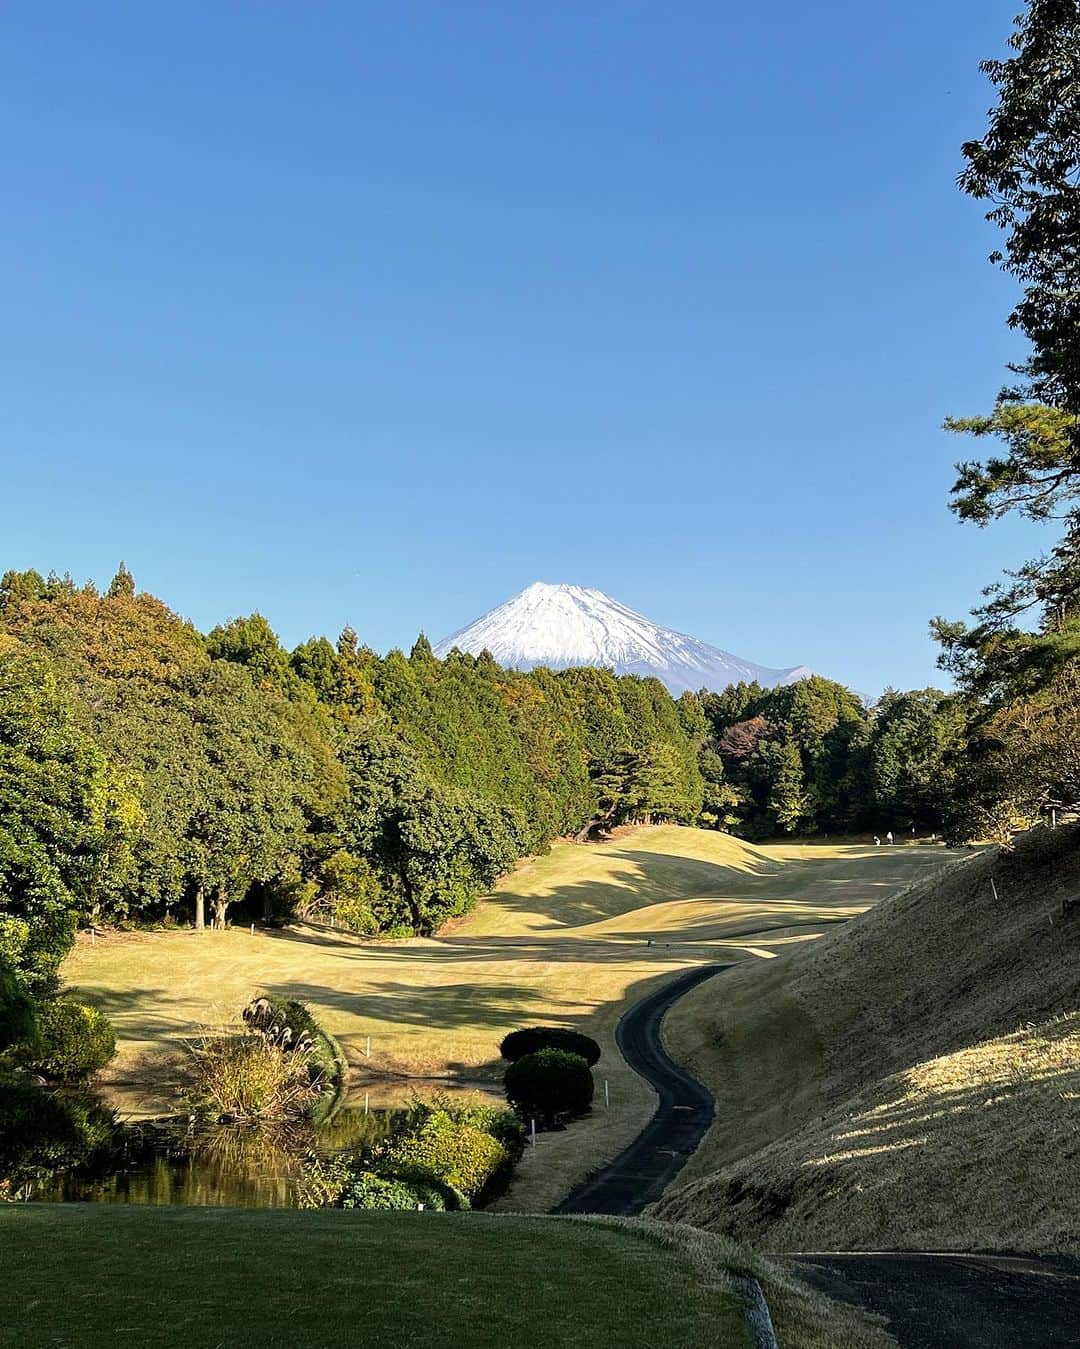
[0,1206,896,1349]
[657,826,1080,1254]
[62,826,954,1212]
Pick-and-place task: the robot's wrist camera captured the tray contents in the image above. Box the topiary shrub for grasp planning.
[27,1000,116,1081]
[504,1048,594,1125]
[499,1026,601,1067]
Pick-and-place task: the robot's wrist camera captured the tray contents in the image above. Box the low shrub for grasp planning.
[298,1153,462,1212]
[505,1048,594,1125]
[341,1172,446,1211]
[0,1080,117,1194]
[27,1000,116,1081]
[499,1026,601,1067]
[403,1091,526,1165]
[379,1111,508,1201]
[0,957,36,1055]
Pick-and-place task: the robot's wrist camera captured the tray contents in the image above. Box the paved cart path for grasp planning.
[553,963,727,1215]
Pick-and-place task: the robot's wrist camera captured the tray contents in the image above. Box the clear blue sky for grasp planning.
[1,1,1049,693]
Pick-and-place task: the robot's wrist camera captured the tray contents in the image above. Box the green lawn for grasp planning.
[0,1206,752,1349]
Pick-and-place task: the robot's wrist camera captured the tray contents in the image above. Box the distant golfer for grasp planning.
[886,830,894,845]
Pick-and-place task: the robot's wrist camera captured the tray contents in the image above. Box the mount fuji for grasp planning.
[433,583,811,696]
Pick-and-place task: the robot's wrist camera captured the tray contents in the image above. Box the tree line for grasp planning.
[0,566,709,995]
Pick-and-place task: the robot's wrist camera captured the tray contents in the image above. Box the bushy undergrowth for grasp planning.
[242,994,341,1099]
[381,1115,508,1199]
[0,1079,117,1196]
[26,1000,116,1081]
[190,997,342,1123]
[500,1026,601,1067]
[300,1091,523,1212]
[505,1048,594,1125]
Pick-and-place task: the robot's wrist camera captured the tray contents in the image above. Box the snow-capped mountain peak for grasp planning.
[433,582,810,695]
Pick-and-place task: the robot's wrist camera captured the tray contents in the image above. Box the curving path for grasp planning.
[550,968,1080,1348]
[553,963,728,1215]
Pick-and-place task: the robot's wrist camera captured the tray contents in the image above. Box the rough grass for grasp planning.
[658,825,1080,1255]
[63,826,955,1211]
[0,1204,894,1349]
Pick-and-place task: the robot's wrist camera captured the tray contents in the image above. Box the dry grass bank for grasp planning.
[657,825,1080,1254]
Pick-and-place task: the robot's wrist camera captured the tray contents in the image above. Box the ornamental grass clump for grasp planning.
[187,1032,320,1123]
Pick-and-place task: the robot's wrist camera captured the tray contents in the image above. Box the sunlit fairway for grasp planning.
[63,825,957,1210]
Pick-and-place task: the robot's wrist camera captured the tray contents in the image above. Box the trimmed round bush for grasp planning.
[504,1048,594,1125]
[499,1026,601,1067]
[28,1000,116,1081]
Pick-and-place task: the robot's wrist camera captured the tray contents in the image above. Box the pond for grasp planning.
[34,1107,397,1209]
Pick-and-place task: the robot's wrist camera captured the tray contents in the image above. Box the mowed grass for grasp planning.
[658,825,1080,1255]
[0,1206,897,1349]
[0,1206,751,1349]
[63,826,956,1210]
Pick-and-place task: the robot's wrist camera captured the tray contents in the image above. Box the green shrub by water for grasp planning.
[0,1079,116,1194]
[299,1092,518,1211]
[499,1026,601,1067]
[380,1113,508,1200]
[27,1000,116,1081]
[504,1048,594,1125]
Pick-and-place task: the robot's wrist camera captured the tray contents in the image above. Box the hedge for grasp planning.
[499,1026,601,1067]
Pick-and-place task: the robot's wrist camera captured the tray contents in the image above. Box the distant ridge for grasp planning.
[433,582,810,696]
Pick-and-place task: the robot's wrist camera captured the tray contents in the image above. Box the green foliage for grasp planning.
[0,646,120,995]
[504,1048,594,1125]
[242,993,340,1096]
[958,1,1080,413]
[931,3,1080,834]
[0,956,36,1054]
[27,999,116,1081]
[379,1111,509,1200]
[298,1154,457,1211]
[499,1026,601,1067]
[0,1080,116,1193]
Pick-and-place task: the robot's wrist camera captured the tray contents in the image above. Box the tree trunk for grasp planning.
[194,887,205,931]
[212,890,228,930]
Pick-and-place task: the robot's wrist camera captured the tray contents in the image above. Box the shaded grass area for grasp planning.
[659,826,1080,1255]
[0,1205,754,1349]
[0,1205,896,1349]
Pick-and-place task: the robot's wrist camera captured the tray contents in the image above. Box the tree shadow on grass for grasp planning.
[486,847,785,929]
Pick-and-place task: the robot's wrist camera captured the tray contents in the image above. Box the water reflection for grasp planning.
[37,1108,396,1209]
